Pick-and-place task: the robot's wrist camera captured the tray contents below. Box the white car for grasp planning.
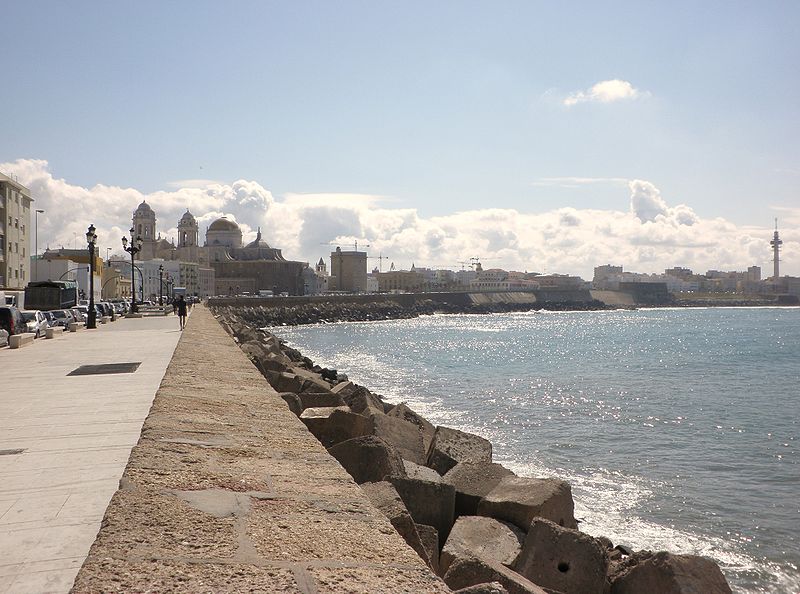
[21,310,49,338]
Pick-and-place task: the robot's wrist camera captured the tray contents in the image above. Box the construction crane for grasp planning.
[320,241,371,251]
[368,252,390,272]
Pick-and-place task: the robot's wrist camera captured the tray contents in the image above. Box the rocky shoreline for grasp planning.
[213,307,733,594]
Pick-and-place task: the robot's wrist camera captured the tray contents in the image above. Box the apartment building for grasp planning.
[0,172,33,290]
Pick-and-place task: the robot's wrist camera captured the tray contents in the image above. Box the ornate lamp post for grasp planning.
[122,228,143,313]
[86,224,98,329]
[158,264,164,306]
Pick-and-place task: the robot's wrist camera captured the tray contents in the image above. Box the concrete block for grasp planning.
[416,524,440,575]
[360,481,429,566]
[443,461,516,517]
[404,460,444,483]
[388,402,436,457]
[611,551,732,594]
[477,476,577,531]
[372,413,427,464]
[428,426,492,476]
[297,389,346,410]
[68,322,81,332]
[443,555,548,594]
[342,385,386,416]
[328,436,406,484]
[514,518,608,594]
[45,326,65,339]
[8,333,35,349]
[389,475,455,548]
[301,407,373,448]
[100,316,110,324]
[441,516,524,576]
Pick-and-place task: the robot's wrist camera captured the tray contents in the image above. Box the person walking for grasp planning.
[175,294,188,330]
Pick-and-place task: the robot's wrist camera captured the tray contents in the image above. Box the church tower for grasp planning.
[176,209,204,265]
[132,200,157,259]
[178,210,198,247]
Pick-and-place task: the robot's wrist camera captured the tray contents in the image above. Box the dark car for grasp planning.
[51,309,76,328]
[0,306,27,336]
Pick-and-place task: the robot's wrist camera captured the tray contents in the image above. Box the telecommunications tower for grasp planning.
[770,218,783,279]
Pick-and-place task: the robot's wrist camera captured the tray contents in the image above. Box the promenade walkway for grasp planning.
[0,314,182,593]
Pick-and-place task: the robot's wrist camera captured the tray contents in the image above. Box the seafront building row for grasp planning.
[2,174,798,302]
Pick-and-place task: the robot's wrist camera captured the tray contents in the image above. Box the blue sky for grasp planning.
[1,1,798,276]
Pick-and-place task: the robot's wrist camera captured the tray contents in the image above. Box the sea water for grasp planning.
[274,307,799,593]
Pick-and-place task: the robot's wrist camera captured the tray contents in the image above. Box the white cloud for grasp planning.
[564,79,647,107]
[2,158,796,279]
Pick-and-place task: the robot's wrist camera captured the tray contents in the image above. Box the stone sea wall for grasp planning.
[214,306,734,594]
[209,290,611,327]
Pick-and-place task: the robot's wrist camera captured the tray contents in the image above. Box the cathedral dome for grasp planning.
[208,217,240,232]
[245,228,271,249]
[134,200,155,216]
[179,209,196,224]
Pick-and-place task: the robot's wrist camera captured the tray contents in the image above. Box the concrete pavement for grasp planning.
[0,314,183,593]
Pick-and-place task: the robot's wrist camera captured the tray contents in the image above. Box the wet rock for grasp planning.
[328,436,406,484]
[477,476,577,531]
[389,475,456,548]
[443,461,516,517]
[610,551,732,594]
[441,516,524,576]
[428,426,493,476]
[443,555,548,594]
[514,518,608,594]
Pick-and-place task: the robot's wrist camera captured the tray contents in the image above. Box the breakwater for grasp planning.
[209,290,611,326]
[212,306,735,593]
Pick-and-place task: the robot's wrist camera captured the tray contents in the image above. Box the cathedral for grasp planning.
[130,200,308,296]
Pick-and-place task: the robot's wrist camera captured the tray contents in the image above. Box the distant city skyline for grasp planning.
[1,2,798,277]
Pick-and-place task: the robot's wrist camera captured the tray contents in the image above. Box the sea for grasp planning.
[273,307,799,594]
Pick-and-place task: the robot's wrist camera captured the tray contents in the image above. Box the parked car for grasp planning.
[21,310,49,338]
[0,306,26,337]
[51,309,76,328]
[70,307,87,323]
[42,311,57,327]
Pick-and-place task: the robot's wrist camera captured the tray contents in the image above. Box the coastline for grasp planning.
[212,305,736,593]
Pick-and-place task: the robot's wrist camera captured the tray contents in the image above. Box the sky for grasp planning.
[1,1,798,278]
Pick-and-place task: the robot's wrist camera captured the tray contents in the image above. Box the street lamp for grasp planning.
[122,227,143,313]
[158,264,164,306]
[86,224,98,329]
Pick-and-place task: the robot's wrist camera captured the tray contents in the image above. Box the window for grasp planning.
[15,242,18,253]
[21,224,25,234]
[22,247,25,257]
[14,218,18,229]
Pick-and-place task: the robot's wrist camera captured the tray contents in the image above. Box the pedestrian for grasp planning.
[175,294,187,330]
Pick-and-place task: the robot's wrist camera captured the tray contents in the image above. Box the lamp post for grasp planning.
[86,224,98,329]
[122,228,143,313]
[158,264,164,306]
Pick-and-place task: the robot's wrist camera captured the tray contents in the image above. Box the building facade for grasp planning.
[329,247,367,292]
[0,172,33,289]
